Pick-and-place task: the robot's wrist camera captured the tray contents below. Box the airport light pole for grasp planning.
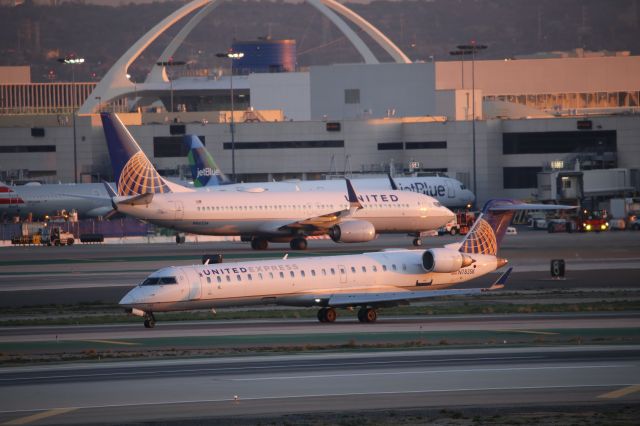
[57,55,85,184]
[454,42,487,200]
[216,51,245,182]
[156,60,186,112]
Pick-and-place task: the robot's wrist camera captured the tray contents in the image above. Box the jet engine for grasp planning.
[421,248,475,273]
[329,220,376,243]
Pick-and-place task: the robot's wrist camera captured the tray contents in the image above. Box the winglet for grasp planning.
[103,181,117,198]
[484,267,513,291]
[345,179,363,210]
[387,173,398,190]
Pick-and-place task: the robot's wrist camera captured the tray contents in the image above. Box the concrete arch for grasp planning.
[321,0,411,64]
[306,0,379,64]
[80,0,411,114]
[79,0,212,114]
[147,0,224,84]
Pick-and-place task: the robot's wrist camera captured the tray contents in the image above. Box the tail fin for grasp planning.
[184,135,230,187]
[101,113,190,196]
[459,199,576,256]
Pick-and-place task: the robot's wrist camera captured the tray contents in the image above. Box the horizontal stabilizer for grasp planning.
[116,192,154,206]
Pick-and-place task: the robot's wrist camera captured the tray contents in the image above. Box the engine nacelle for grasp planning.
[421,248,475,273]
[329,220,376,243]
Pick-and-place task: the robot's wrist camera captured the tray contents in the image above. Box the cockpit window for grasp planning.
[141,276,177,286]
[141,277,159,286]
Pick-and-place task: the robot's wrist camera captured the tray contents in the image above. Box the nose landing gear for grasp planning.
[143,312,156,328]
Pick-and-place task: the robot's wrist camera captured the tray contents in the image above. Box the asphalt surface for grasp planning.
[0,229,638,307]
[0,346,638,424]
[0,231,639,424]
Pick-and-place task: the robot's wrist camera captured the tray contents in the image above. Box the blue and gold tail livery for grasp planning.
[184,135,230,187]
[459,199,576,256]
[101,113,179,196]
[459,200,519,255]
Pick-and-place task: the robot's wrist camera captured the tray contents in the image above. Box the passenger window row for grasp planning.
[201,262,408,285]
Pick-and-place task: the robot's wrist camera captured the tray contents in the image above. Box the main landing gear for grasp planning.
[250,237,269,250]
[143,312,156,328]
[290,238,308,250]
[412,238,422,247]
[317,307,337,323]
[357,307,377,323]
[316,307,378,323]
[249,237,308,250]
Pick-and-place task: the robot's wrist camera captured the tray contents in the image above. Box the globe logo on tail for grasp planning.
[118,151,169,196]
[459,218,498,255]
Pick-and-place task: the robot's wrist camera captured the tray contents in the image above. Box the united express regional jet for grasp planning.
[119,199,571,328]
[102,113,454,249]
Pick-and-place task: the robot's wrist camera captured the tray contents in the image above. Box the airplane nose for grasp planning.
[119,291,135,306]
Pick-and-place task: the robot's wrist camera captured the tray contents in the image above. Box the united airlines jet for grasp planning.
[0,182,112,219]
[119,199,571,328]
[184,134,475,208]
[102,113,454,249]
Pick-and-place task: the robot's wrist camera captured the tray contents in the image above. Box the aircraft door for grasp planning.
[445,180,455,199]
[185,269,201,300]
[338,264,347,284]
[169,201,184,220]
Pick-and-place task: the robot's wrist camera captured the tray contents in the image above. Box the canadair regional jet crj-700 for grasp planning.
[120,199,572,328]
[102,113,454,249]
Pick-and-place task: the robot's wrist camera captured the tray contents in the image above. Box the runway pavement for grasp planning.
[0,345,638,424]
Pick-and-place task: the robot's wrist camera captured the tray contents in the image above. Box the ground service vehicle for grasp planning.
[547,209,609,233]
[439,212,475,236]
[41,227,75,246]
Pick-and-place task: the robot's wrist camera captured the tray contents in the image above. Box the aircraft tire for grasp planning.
[317,308,327,323]
[324,308,337,323]
[357,307,366,323]
[251,238,268,250]
[359,307,377,323]
[290,238,308,250]
[450,228,458,236]
[412,238,422,246]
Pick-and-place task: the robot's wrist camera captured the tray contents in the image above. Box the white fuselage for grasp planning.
[211,176,475,208]
[114,189,453,237]
[119,249,500,312]
[0,183,112,219]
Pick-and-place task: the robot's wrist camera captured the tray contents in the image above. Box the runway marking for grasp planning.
[598,384,640,399]
[231,364,627,381]
[2,408,76,425]
[0,384,636,415]
[496,329,559,335]
[0,356,543,383]
[81,339,139,346]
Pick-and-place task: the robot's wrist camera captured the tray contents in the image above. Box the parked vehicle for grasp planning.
[439,211,475,236]
[40,226,75,246]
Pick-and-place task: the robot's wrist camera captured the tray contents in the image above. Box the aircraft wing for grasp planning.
[278,207,354,231]
[327,267,512,308]
[278,178,363,232]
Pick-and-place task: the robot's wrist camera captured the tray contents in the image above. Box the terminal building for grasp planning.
[1,0,639,208]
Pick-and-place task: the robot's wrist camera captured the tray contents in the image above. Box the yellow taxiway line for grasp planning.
[3,408,77,425]
[598,384,640,399]
[496,329,559,335]
[81,339,139,346]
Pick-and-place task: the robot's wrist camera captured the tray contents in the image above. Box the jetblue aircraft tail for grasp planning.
[184,135,230,187]
[459,199,575,256]
[101,113,191,196]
